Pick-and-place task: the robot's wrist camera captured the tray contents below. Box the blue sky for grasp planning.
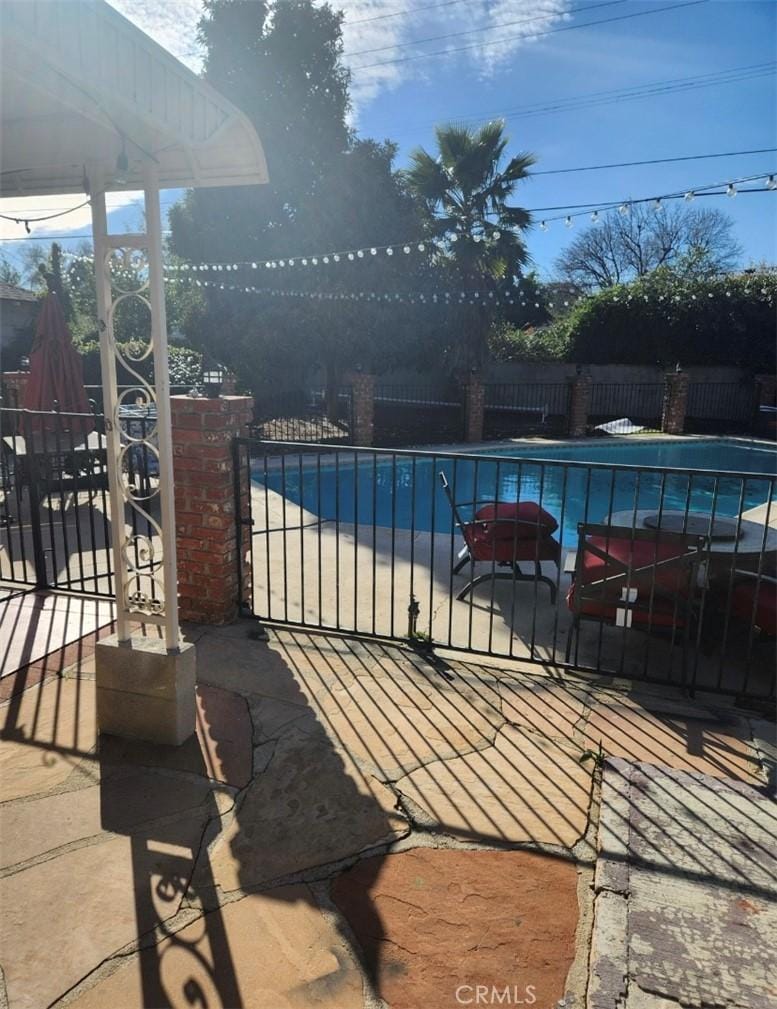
[1,0,775,279]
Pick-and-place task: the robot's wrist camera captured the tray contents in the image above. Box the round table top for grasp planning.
[607,509,777,556]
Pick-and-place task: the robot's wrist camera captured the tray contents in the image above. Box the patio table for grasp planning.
[607,508,777,578]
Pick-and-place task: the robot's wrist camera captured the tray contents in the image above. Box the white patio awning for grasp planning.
[0,0,268,197]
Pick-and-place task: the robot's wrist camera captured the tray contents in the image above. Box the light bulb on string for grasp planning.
[418,243,425,252]
[653,199,662,212]
[492,230,501,240]
[450,233,458,243]
[684,191,695,202]
[403,246,410,254]
[370,248,377,256]
[726,183,736,198]
[590,211,599,223]
[323,256,329,264]
[564,216,573,228]
[618,204,629,215]
[539,221,548,231]
[386,247,393,255]
[767,175,777,191]
[357,250,364,258]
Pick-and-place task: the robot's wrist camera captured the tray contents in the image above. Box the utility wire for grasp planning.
[533,147,777,176]
[345,0,470,26]
[381,62,775,137]
[350,0,709,71]
[345,0,625,57]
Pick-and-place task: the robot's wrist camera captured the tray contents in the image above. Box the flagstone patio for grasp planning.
[0,618,772,1009]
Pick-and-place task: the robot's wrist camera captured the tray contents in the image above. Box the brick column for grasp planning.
[661,371,689,435]
[171,395,254,625]
[567,373,592,437]
[345,372,374,446]
[464,373,485,443]
[1,370,29,409]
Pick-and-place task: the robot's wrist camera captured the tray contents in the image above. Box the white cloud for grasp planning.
[0,194,146,242]
[101,1,573,122]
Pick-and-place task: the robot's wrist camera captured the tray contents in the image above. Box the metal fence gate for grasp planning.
[1,406,159,600]
[235,437,776,705]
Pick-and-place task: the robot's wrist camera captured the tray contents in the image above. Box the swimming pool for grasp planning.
[255,438,777,547]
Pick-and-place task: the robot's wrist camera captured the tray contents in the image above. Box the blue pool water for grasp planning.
[256,439,776,547]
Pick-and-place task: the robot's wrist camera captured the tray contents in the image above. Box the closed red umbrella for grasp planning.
[23,293,94,434]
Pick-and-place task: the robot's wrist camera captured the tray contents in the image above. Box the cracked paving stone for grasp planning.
[195,633,312,706]
[396,723,591,848]
[591,759,777,1009]
[331,847,579,1009]
[62,884,363,1009]
[0,676,97,802]
[0,798,216,1009]
[200,725,408,893]
[277,634,504,780]
[583,694,761,782]
[0,766,218,870]
[97,684,253,789]
[497,676,589,743]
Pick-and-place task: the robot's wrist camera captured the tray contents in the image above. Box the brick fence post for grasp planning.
[171,395,254,625]
[567,373,592,437]
[345,372,374,446]
[661,370,689,435]
[464,372,485,443]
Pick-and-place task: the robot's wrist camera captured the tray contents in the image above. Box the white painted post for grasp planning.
[90,176,130,643]
[143,164,180,652]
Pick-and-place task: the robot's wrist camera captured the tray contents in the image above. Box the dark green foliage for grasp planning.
[541,269,776,368]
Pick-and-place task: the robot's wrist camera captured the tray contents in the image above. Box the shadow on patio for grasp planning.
[0,620,771,1009]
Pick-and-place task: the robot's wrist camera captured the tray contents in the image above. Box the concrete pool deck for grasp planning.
[1,620,773,1009]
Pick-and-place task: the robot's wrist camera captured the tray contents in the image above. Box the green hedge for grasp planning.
[539,269,776,369]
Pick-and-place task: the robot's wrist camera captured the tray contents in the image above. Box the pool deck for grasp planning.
[1,618,774,1009]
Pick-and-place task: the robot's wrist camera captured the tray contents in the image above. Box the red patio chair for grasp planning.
[565,522,708,667]
[439,472,561,602]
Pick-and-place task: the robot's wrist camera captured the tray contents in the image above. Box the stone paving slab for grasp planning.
[202,725,409,894]
[332,848,580,1009]
[583,694,762,783]
[590,758,777,1009]
[63,885,364,1009]
[0,675,97,802]
[396,723,592,848]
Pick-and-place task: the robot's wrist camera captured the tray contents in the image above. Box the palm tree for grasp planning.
[405,121,534,368]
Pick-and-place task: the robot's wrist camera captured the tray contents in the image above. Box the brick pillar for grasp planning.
[1,370,29,409]
[464,373,485,443]
[171,395,254,625]
[567,373,592,437]
[345,372,374,446]
[661,371,689,435]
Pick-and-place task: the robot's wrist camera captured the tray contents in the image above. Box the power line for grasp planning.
[350,0,709,72]
[533,147,777,176]
[344,0,625,58]
[380,62,775,138]
[345,0,470,26]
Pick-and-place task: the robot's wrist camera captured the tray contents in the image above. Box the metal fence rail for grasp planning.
[590,383,664,434]
[483,382,570,438]
[1,405,160,599]
[686,382,757,434]
[236,437,777,704]
[251,388,353,444]
[374,383,465,446]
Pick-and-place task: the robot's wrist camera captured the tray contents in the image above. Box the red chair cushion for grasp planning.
[731,579,777,636]
[566,533,697,627]
[473,501,559,539]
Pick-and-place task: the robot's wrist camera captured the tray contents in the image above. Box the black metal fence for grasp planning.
[686,382,757,434]
[484,382,570,439]
[236,437,777,705]
[374,384,465,446]
[251,388,353,444]
[590,383,664,434]
[0,405,159,599]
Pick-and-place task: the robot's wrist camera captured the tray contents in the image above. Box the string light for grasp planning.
[726,182,737,198]
[590,211,599,223]
[653,198,662,211]
[540,221,548,231]
[564,216,573,228]
[618,203,629,215]
[684,191,695,201]
[768,175,777,191]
